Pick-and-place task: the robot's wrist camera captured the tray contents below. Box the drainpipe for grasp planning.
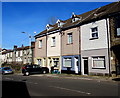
[46,32,48,70]
[106,18,111,76]
[59,28,62,74]
[78,26,81,75]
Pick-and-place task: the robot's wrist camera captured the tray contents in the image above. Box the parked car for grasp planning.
[22,64,49,76]
[2,67,14,75]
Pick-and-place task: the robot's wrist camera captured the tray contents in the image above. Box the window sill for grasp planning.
[51,46,56,47]
[92,67,106,69]
[89,37,98,40]
[66,43,73,45]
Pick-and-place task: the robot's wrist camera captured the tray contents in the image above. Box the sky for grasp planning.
[2,2,112,49]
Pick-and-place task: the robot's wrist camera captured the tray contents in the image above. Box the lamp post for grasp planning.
[22,32,33,64]
[22,32,32,47]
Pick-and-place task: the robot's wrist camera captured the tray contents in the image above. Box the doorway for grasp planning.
[83,58,88,75]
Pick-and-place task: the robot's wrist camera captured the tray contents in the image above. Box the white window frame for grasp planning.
[37,59,42,66]
[92,56,105,69]
[90,26,98,39]
[7,53,9,57]
[117,28,120,36]
[67,33,73,44]
[16,51,18,57]
[20,50,22,56]
[39,40,42,48]
[11,52,12,57]
[51,37,56,47]
[63,58,72,67]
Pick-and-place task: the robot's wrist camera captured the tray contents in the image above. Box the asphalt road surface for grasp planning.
[2,74,120,98]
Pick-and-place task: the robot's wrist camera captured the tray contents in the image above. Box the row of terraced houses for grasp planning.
[2,2,120,76]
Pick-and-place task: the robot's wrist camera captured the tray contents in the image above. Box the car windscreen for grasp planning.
[4,67,11,70]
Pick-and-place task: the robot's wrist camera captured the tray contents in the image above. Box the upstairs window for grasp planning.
[67,33,73,44]
[10,52,12,57]
[115,16,120,37]
[90,27,98,39]
[20,51,22,56]
[16,51,18,57]
[117,28,120,36]
[39,40,42,48]
[24,50,26,55]
[51,37,56,47]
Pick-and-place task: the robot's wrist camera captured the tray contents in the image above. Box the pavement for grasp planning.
[14,73,120,82]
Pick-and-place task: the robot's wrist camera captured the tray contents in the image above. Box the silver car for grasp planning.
[2,67,14,75]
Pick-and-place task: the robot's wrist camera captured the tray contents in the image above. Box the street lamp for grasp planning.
[22,32,32,47]
[22,32,33,64]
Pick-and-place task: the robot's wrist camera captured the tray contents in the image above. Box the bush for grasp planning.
[2,62,23,73]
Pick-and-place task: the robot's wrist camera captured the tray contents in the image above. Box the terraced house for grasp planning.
[34,30,48,69]
[2,42,35,65]
[34,21,63,73]
[34,2,120,76]
[80,2,120,76]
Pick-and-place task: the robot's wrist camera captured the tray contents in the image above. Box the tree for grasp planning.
[47,16,58,25]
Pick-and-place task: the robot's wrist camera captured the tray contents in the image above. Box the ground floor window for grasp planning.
[92,56,105,68]
[63,58,72,67]
[53,58,59,67]
[37,59,42,66]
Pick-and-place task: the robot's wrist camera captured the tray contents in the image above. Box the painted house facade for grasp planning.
[2,43,35,65]
[81,19,110,75]
[61,27,81,74]
[34,31,47,67]
[34,2,120,76]
[80,2,120,76]
[47,29,61,73]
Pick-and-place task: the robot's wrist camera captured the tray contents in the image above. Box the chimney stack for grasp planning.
[14,45,17,49]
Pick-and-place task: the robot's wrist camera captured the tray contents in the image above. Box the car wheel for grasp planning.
[25,72,29,76]
[43,70,46,74]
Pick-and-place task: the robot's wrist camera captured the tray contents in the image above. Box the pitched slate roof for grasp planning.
[35,1,120,38]
[2,49,13,54]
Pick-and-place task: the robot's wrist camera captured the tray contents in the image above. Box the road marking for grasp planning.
[26,81,38,85]
[46,74,59,77]
[49,86,91,95]
[5,77,14,80]
[65,77,93,80]
[31,75,44,77]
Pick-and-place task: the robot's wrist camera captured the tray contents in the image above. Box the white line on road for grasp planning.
[49,86,91,95]
[65,77,93,80]
[5,77,14,80]
[31,75,44,77]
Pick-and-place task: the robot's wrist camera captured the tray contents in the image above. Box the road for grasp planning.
[2,74,119,97]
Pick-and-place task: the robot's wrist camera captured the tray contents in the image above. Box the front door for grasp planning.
[83,58,88,75]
